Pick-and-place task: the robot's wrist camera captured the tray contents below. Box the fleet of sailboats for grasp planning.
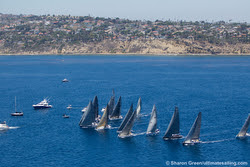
[3,90,249,145]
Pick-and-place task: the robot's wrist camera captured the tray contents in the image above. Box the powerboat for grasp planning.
[62,78,69,82]
[0,121,9,131]
[63,114,70,118]
[82,107,87,112]
[33,99,52,109]
[67,105,72,110]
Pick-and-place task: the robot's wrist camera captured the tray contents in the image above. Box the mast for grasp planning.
[118,110,137,137]
[146,105,157,134]
[136,97,142,117]
[236,114,250,138]
[110,96,122,119]
[183,112,202,144]
[163,107,180,139]
[15,96,17,113]
[117,103,133,132]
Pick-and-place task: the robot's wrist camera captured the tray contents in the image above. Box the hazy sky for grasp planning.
[1,0,250,22]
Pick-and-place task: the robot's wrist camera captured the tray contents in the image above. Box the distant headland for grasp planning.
[0,14,250,55]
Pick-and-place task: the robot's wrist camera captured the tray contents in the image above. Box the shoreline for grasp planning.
[1,53,250,56]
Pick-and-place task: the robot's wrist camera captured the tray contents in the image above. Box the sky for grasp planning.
[0,0,250,22]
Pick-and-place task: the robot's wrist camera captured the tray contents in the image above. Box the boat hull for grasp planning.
[33,106,52,109]
[11,113,23,116]
[163,134,183,140]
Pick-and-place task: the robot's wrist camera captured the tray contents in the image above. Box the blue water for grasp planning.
[0,55,249,167]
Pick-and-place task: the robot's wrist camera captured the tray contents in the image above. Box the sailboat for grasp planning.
[117,104,133,133]
[110,96,122,120]
[79,101,96,128]
[183,112,202,145]
[236,114,250,139]
[108,95,115,116]
[163,107,182,140]
[118,110,137,138]
[96,104,110,130]
[146,105,159,135]
[135,97,142,117]
[63,105,71,118]
[11,96,23,116]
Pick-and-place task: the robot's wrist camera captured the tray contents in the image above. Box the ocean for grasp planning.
[0,55,249,167]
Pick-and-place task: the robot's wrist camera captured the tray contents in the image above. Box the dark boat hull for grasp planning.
[163,134,183,140]
[11,113,23,116]
[33,106,52,109]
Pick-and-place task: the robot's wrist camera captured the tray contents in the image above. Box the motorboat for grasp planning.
[0,121,9,131]
[33,99,52,109]
[62,78,69,82]
[67,105,72,110]
[63,114,70,118]
[82,107,87,112]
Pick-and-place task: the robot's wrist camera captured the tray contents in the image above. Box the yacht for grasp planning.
[11,96,23,116]
[62,114,70,118]
[82,107,87,112]
[0,121,9,131]
[67,105,72,110]
[32,99,52,109]
[62,78,69,82]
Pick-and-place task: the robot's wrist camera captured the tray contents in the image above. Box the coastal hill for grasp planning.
[0,14,250,55]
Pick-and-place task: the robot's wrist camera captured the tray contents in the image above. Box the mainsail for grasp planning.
[136,97,142,116]
[163,107,181,139]
[108,96,115,115]
[183,112,202,144]
[96,103,110,129]
[93,96,99,120]
[79,101,96,128]
[236,114,250,138]
[117,104,133,132]
[118,110,137,137]
[146,105,157,134]
[110,96,122,119]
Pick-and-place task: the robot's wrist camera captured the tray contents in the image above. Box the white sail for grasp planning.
[146,105,158,134]
[183,112,202,145]
[236,114,250,138]
[135,97,141,117]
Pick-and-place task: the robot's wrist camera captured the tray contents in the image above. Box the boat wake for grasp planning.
[132,132,146,136]
[140,114,150,117]
[8,126,20,129]
[201,138,234,144]
[109,126,119,129]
